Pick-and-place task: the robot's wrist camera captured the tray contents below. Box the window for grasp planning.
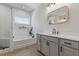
[15,16,30,25]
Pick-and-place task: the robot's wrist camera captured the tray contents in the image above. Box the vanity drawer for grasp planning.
[41,35,58,43]
[60,39,78,49]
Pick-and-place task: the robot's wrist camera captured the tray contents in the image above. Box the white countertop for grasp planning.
[37,33,79,41]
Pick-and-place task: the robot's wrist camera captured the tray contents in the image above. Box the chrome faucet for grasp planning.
[52,28,59,35]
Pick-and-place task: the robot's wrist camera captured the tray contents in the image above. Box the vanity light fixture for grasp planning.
[48,3,56,8]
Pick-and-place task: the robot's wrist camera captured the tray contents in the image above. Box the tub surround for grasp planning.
[13,38,36,50]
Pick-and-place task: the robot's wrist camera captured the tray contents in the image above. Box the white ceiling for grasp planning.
[25,3,42,9]
[3,3,42,12]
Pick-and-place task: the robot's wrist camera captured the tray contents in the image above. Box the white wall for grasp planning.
[32,3,79,37]
[0,4,12,39]
[0,4,12,48]
[31,4,49,37]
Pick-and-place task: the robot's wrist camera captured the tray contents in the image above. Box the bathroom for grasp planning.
[0,2,79,56]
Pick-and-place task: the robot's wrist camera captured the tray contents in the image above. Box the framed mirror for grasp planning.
[48,6,69,24]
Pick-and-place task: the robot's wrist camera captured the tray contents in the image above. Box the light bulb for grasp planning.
[50,3,56,7]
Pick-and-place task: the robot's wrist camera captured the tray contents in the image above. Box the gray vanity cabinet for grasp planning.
[60,46,78,56]
[40,37,49,55]
[37,34,79,56]
[60,39,79,56]
[40,35,58,56]
[37,34,41,50]
[49,42,58,56]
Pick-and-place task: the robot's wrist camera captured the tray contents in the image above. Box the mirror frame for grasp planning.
[47,6,69,25]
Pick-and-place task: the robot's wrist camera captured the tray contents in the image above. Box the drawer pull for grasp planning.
[60,46,62,52]
[64,42,72,45]
[46,41,50,46]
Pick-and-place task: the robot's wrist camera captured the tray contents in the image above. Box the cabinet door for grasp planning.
[37,34,41,50]
[41,38,49,55]
[49,42,58,56]
[60,46,78,56]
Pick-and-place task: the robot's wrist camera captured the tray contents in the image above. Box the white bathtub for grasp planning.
[13,36,36,50]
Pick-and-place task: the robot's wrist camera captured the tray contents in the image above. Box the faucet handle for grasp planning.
[57,31,59,35]
[52,28,55,34]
